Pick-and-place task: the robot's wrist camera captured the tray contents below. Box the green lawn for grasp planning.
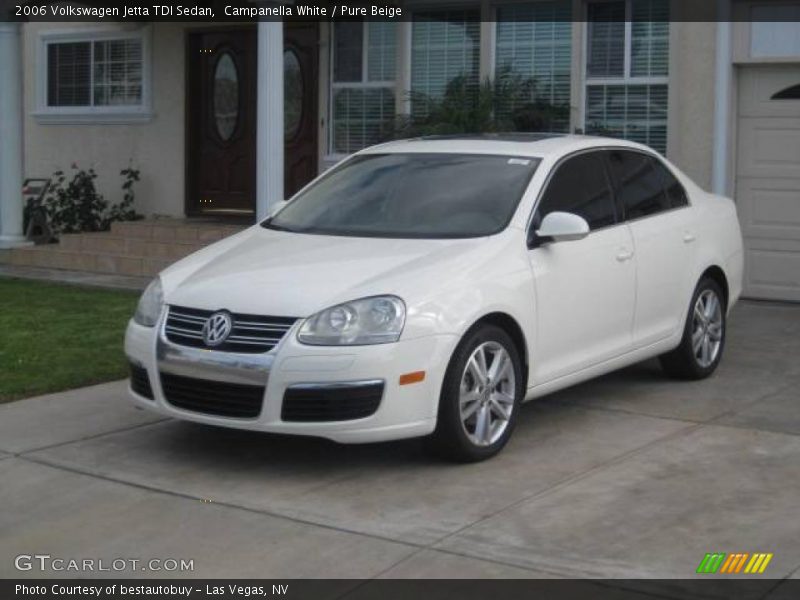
[0,278,139,402]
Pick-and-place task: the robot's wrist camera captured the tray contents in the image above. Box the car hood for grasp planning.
[161,226,496,317]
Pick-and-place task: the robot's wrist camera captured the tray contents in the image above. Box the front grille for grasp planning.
[281,382,384,422]
[160,372,265,418]
[130,363,154,399]
[164,305,297,354]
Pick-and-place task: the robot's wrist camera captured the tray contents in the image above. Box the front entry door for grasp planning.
[187,26,319,216]
[283,22,319,198]
[187,28,257,216]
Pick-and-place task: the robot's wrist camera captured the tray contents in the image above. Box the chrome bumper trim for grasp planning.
[156,325,276,386]
[286,379,385,390]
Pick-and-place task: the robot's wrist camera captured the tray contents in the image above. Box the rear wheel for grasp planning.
[659,278,726,380]
[429,324,523,462]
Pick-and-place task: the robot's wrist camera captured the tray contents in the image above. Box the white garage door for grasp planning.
[737,65,800,302]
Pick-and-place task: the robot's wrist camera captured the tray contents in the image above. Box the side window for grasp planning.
[606,150,669,219]
[651,157,689,209]
[536,152,616,231]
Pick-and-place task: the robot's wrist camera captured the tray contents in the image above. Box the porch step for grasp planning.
[8,219,248,278]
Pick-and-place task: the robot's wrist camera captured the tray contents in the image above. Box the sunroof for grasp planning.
[416,133,566,143]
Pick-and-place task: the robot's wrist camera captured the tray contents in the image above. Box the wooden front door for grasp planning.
[187,28,257,216]
[283,22,319,198]
[187,25,319,216]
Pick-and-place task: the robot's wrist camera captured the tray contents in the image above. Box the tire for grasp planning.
[429,324,524,462]
[659,278,727,380]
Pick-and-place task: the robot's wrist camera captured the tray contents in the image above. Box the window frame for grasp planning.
[34,27,153,124]
[527,148,622,247]
[581,0,669,151]
[328,21,397,160]
[582,0,669,88]
[526,145,690,246]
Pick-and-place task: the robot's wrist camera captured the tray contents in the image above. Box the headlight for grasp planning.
[298,296,406,345]
[133,277,164,327]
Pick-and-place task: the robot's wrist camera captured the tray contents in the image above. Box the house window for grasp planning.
[495,2,573,132]
[585,0,669,153]
[330,21,397,155]
[48,38,142,107]
[38,30,151,123]
[411,10,480,114]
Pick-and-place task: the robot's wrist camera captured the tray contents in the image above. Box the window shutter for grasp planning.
[495,1,572,132]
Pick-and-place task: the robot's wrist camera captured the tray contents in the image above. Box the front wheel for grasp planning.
[429,324,524,462]
[659,278,726,380]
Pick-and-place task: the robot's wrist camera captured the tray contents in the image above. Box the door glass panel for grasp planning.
[284,49,303,139]
[606,150,669,219]
[213,52,239,141]
[537,153,616,230]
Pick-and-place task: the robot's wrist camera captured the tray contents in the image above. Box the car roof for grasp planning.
[361,133,657,160]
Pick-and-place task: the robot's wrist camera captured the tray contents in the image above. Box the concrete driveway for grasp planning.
[1,301,799,591]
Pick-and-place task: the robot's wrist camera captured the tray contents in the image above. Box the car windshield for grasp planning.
[263,152,540,239]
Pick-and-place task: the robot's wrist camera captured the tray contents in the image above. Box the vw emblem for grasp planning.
[202,311,233,347]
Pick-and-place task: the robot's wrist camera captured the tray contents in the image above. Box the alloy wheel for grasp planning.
[458,341,516,447]
[692,289,724,368]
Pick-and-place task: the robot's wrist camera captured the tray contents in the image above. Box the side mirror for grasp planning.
[268,200,289,217]
[535,211,590,243]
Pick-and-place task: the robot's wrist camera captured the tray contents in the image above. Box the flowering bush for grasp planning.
[43,164,142,235]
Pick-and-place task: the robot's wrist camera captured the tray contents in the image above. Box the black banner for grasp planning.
[4,579,799,600]
[2,0,800,23]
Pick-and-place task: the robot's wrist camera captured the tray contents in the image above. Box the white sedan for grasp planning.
[125,135,743,461]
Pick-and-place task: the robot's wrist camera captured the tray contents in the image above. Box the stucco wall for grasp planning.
[22,22,187,217]
[666,21,718,191]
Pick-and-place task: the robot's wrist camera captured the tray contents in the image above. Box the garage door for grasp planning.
[736,66,800,302]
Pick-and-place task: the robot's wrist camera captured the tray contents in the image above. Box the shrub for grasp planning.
[43,164,142,235]
[391,68,570,139]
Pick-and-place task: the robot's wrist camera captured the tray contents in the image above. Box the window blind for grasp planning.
[333,22,363,83]
[47,38,143,108]
[631,0,669,77]
[47,42,91,106]
[331,87,395,154]
[586,1,625,78]
[411,10,480,108]
[330,21,397,154]
[495,2,572,132]
[585,84,668,153]
[367,21,397,83]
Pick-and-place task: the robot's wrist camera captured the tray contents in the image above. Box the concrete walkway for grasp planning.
[1,301,798,595]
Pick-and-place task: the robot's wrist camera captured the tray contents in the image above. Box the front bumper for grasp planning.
[124,313,456,443]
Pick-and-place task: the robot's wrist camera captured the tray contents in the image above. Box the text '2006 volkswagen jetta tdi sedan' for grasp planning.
[125,134,743,461]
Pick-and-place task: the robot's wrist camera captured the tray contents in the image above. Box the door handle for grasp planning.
[616,248,634,262]
[683,232,696,244]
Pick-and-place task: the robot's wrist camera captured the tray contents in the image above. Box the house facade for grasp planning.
[0,0,798,301]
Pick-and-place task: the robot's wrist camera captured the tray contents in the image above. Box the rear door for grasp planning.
[528,151,636,383]
[605,149,696,348]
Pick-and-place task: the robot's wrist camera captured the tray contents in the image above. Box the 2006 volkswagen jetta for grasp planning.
[125,135,743,461]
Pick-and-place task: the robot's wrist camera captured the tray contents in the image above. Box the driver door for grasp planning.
[528,151,636,384]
